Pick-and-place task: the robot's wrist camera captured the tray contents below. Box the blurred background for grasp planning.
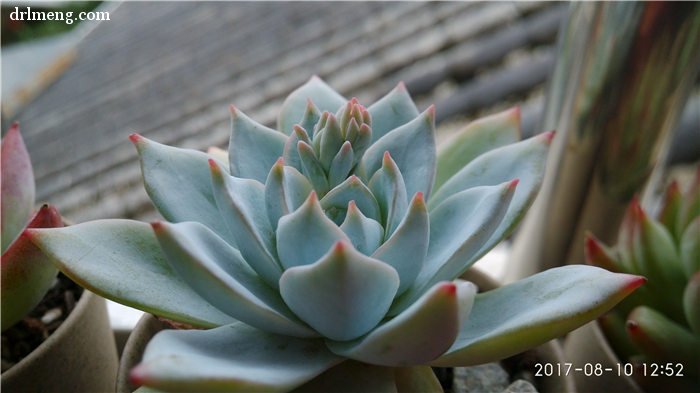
[2,1,699,331]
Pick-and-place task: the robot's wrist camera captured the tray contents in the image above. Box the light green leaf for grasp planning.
[278,76,346,135]
[367,82,420,143]
[229,106,287,183]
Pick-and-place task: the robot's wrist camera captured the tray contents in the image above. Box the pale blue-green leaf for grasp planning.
[229,106,287,183]
[298,141,330,196]
[278,76,346,135]
[391,182,516,315]
[131,135,235,245]
[299,100,321,138]
[1,123,35,252]
[434,107,521,192]
[283,126,312,173]
[293,361,397,393]
[339,202,384,255]
[371,193,429,295]
[280,241,399,341]
[28,220,234,328]
[431,266,645,366]
[429,132,552,265]
[328,142,354,189]
[321,176,380,223]
[367,82,420,142]
[368,153,408,238]
[319,115,344,170]
[265,159,313,230]
[132,322,343,393]
[153,221,316,338]
[210,162,282,289]
[360,107,436,199]
[276,193,350,269]
[327,280,474,367]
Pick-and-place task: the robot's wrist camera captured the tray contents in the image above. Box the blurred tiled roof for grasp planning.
[7,1,696,223]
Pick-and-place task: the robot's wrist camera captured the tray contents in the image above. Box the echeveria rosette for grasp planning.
[29,77,644,392]
[586,169,700,388]
[1,123,64,331]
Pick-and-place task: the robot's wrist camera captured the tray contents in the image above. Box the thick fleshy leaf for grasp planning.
[265,159,313,229]
[207,146,229,166]
[1,122,35,252]
[319,115,344,169]
[658,181,683,241]
[280,241,399,341]
[371,193,429,295]
[367,82,420,142]
[321,175,380,224]
[293,361,397,393]
[130,134,234,245]
[27,220,234,327]
[391,182,515,315]
[368,153,408,237]
[328,142,354,189]
[152,221,315,338]
[584,232,622,273]
[1,205,62,330]
[131,322,343,393]
[360,107,436,199]
[434,107,521,192]
[393,367,442,393]
[276,192,350,269]
[283,126,312,172]
[278,76,346,135]
[431,266,645,366]
[339,201,384,255]
[328,280,476,367]
[210,161,282,289]
[681,218,700,278]
[429,132,553,264]
[229,106,287,183]
[626,306,700,375]
[298,141,330,196]
[299,100,321,138]
[683,271,700,335]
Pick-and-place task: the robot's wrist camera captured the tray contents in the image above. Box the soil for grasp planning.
[1,273,83,372]
[434,348,540,392]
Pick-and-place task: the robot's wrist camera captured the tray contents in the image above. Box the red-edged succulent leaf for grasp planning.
[1,205,62,330]
[659,180,683,240]
[584,231,622,273]
[1,122,35,252]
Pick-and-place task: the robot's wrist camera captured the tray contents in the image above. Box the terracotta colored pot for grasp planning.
[1,291,119,392]
[118,268,576,393]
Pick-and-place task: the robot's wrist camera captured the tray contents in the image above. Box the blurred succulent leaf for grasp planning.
[681,218,700,278]
[684,272,700,335]
[626,306,700,376]
[1,205,62,331]
[293,361,397,393]
[658,181,683,241]
[1,123,35,252]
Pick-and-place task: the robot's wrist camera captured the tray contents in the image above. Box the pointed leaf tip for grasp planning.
[508,179,520,190]
[541,130,555,144]
[625,275,647,292]
[128,133,143,144]
[426,105,436,119]
[441,282,457,296]
[229,104,238,116]
[396,81,407,91]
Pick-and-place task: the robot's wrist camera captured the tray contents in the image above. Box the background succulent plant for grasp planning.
[1,123,63,331]
[586,168,700,390]
[30,77,643,392]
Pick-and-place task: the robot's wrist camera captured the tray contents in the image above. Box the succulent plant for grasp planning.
[30,77,644,392]
[586,168,700,389]
[1,123,63,331]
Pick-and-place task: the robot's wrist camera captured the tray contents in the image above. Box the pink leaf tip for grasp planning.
[128,133,143,144]
[441,282,457,296]
[508,179,520,190]
[541,130,556,145]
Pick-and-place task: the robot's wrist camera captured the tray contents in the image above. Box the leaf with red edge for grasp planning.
[1,122,35,252]
[1,205,62,330]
